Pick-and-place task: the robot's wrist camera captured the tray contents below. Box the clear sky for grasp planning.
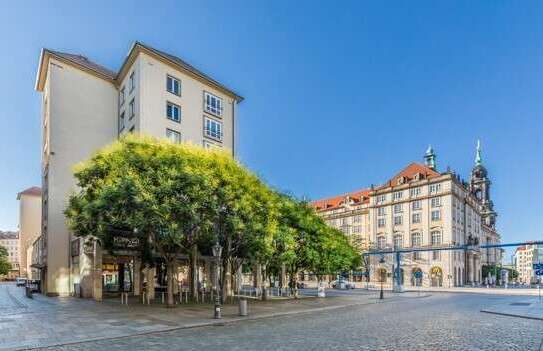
[1,1,542,262]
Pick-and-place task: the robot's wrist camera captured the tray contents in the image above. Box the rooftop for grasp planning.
[17,186,41,199]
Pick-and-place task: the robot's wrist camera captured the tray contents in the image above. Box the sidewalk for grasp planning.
[0,284,421,351]
[481,297,543,321]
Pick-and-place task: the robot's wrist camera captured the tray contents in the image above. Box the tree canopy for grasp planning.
[0,246,11,276]
[65,135,359,303]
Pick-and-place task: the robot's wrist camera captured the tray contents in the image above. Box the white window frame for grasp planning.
[393,191,403,200]
[410,187,421,197]
[431,210,441,221]
[376,194,386,204]
[377,236,386,249]
[129,99,135,119]
[119,87,125,106]
[393,204,402,214]
[129,72,135,92]
[377,218,386,228]
[412,213,421,224]
[166,75,181,96]
[377,207,386,216]
[431,197,441,208]
[394,216,403,226]
[204,117,223,141]
[394,235,403,249]
[167,102,181,122]
[166,128,181,143]
[429,183,442,194]
[204,91,223,116]
[412,200,421,211]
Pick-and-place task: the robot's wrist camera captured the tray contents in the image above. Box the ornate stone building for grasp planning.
[311,144,501,287]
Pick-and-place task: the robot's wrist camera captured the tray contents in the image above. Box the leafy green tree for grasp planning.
[0,246,11,276]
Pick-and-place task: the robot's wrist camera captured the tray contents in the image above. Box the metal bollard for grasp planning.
[161,292,165,304]
[239,298,248,316]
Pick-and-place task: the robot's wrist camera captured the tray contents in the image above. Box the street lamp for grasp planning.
[212,242,223,319]
[379,255,385,300]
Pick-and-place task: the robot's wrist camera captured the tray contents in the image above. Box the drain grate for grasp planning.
[509,302,531,306]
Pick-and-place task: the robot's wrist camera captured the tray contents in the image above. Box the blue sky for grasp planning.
[1,1,542,262]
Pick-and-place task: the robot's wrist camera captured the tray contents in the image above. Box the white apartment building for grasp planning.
[312,144,501,288]
[0,231,20,278]
[515,245,543,284]
[35,42,243,297]
[17,186,42,279]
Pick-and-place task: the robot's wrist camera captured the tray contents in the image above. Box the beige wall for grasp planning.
[120,53,234,151]
[18,193,41,277]
[44,58,118,295]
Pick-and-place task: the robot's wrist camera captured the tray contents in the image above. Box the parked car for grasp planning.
[331,277,355,289]
[15,277,27,287]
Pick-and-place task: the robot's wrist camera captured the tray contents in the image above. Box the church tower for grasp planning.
[424,145,437,170]
[470,140,497,228]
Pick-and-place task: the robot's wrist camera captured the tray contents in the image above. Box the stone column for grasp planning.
[133,258,141,296]
[92,242,102,301]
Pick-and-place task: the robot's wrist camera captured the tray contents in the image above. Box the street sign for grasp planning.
[414,271,422,279]
[533,263,543,276]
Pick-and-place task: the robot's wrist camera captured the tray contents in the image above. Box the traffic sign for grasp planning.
[414,271,422,279]
[533,263,543,276]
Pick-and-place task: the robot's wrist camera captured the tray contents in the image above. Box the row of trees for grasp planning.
[0,246,12,276]
[65,135,360,306]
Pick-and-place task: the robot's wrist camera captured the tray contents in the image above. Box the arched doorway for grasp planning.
[430,266,443,287]
[411,267,422,287]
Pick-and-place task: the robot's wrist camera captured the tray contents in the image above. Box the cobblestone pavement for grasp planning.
[34,292,543,351]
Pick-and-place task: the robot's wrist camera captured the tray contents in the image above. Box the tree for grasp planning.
[66,136,218,306]
[0,246,11,277]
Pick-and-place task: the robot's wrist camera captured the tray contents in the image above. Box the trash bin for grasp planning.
[25,286,33,299]
[239,298,248,316]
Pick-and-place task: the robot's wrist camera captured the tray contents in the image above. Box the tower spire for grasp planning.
[475,140,482,166]
[424,145,436,170]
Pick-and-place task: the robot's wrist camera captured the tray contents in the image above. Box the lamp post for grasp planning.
[379,255,385,300]
[212,242,223,319]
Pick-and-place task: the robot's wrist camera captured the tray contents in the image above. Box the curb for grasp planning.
[480,309,543,322]
[11,298,403,351]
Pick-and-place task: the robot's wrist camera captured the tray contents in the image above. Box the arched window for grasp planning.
[393,234,403,249]
[377,236,386,249]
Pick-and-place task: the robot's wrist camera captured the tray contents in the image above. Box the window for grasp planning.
[433,251,441,260]
[377,236,386,249]
[129,99,135,119]
[431,210,441,221]
[167,75,181,95]
[377,207,386,216]
[167,102,181,122]
[394,235,403,249]
[410,187,421,197]
[377,218,386,228]
[119,112,125,132]
[429,183,442,194]
[203,141,222,150]
[412,213,421,224]
[431,197,441,208]
[393,191,403,200]
[376,194,386,203]
[204,118,223,141]
[431,231,442,246]
[411,233,421,259]
[129,71,135,92]
[352,226,361,233]
[166,129,181,143]
[393,204,402,213]
[394,216,403,226]
[353,215,362,223]
[119,87,125,105]
[204,92,223,116]
[412,200,421,211]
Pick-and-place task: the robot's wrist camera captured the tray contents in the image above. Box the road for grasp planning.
[36,291,542,351]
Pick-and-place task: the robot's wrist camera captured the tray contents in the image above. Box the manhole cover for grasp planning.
[509,302,531,306]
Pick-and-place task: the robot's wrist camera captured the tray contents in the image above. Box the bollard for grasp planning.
[161,292,165,304]
[239,298,248,316]
[142,292,146,304]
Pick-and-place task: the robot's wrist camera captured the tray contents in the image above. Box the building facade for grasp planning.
[35,42,243,297]
[0,231,20,279]
[514,245,543,284]
[311,145,501,288]
[17,186,42,279]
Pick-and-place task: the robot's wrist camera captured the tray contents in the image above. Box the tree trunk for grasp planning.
[167,261,175,307]
[289,270,299,298]
[190,245,198,300]
[261,264,268,301]
[222,258,232,302]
